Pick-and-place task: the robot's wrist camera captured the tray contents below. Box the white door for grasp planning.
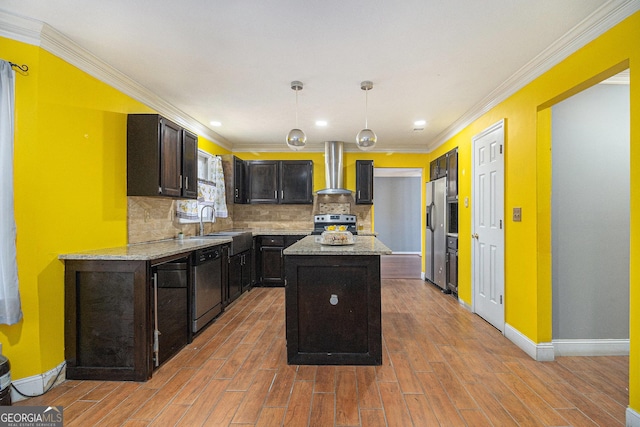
[472,120,505,332]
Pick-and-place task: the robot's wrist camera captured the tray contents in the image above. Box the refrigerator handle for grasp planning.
[426,203,435,231]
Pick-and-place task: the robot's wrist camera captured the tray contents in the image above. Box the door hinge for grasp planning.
[500,144,503,154]
[500,295,503,304]
[500,219,502,229]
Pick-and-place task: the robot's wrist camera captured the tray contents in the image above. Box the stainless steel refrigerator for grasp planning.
[425,177,447,290]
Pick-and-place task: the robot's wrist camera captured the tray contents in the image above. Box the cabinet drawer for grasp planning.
[259,236,285,247]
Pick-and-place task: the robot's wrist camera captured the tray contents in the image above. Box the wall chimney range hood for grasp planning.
[317,141,353,195]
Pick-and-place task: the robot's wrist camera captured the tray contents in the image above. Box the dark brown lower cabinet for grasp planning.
[65,259,151,381]
[284,255,381,365]
[447,236,458,294]
[227,249,251,305]
[257,235,305,286]
[64,253,191,381]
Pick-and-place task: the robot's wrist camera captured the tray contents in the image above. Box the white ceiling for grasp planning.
[1,1,636,153]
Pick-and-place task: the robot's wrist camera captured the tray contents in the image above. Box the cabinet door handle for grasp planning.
[358,190,361,199]
[281,190,284,199]
[185,176,189,190]
[179,175,183,189]
[274,191,277,199]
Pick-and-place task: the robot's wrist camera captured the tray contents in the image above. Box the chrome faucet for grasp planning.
[199,205,215,236]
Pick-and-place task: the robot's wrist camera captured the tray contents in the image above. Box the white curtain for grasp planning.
[209,156,228,218]
[0,60,22,325]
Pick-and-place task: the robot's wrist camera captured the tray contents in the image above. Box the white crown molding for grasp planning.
[231,141,429,154]
[427,0,640,151]
[0,11,231,151]
[0,10,43,46]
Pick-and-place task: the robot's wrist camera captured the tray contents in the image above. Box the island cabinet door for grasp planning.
[285,255,382,365]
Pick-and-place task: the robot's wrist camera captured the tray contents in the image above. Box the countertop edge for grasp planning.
[283,235,392,256]
[58,237,232,261]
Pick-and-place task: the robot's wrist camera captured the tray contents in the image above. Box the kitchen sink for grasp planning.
[202,230,253,256]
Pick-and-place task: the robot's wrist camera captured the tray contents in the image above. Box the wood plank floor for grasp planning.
[16,265,628,426]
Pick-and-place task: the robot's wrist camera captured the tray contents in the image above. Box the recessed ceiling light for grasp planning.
[315,120,328,127]
[210,121,222,127]
[414,120,426,126]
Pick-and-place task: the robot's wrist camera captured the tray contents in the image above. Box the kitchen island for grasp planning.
[283,235,391,365]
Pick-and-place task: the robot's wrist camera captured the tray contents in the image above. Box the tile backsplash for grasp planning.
[128,186,372,244]
[127,197,233,244]
[128,194,372,244]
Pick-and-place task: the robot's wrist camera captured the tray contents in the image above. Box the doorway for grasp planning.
[373,168,422,254]
[551,70,630,355]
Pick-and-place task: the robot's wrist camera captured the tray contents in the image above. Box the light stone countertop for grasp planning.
[58,229,380,261]
[250,229,377,236]
[283,235,391,256]
[58,237,232,261]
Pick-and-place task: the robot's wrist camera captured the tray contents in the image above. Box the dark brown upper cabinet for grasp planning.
[446,148,458,201]
[430,155,448,181]
[233,156,248,204]
[247,160,313,204]
[181,129,198,199]
[127,114,198,199]
[280,161,313,204]
[247,160,279,203]
[355,160,374,204]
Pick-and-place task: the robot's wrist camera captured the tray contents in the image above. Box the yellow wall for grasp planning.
[442,11,640,411]
[0,37,228,379]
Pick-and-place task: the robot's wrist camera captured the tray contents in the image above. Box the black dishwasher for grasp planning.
[192,246,224,333]
[155,258,189,367]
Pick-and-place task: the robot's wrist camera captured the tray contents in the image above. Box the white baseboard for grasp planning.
[628,407,640,427]
[10,362,66,402]
[504,324,555,361]
[553,339,630,356]
[458,298,472,312]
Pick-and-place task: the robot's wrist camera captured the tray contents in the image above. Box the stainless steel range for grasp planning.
[312,214,357,235]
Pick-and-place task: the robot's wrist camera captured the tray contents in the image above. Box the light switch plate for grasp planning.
[513,207,522,222]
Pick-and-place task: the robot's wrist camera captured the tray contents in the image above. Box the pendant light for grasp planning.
[286,81,306,151]
[356,80,377,151]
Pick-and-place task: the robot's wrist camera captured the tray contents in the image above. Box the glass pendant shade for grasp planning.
[356,80,376,151]
[286,80,306,151]
[356,128,377,151]
[286,128,306,151]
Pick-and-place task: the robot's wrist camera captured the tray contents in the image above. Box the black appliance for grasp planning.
[155,258,189,366]
[192,246,223,333]
[312,214,358,235]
